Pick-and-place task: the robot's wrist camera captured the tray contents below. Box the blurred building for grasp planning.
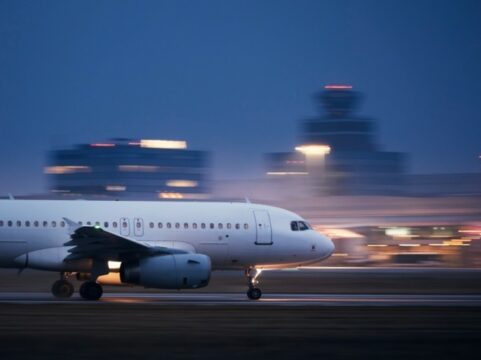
[45,138,210,200]
[266,85,407,195]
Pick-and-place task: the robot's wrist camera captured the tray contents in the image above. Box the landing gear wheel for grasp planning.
[51,280,74,299]
[79,281,103,301]
[247,287,262,300]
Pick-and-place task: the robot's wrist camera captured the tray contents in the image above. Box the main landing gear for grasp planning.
[79,281,103,301]
[246,267,262,300]
[51,272,104,300]
[51,273,74,299]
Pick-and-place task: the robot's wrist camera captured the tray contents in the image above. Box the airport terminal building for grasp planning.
[45,138,210,200]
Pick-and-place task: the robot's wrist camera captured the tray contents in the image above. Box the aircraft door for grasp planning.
[134,218,144,237]
[120,218,130,236]
[254,210,273,245]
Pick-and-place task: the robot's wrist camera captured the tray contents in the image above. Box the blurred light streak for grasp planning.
[118,165,159,172]
[159,192,184,199]
[44,166,91,174]
[324,85,353,90]
[140,139,187,149]
[266,172,309,176]
[90,143,115,147]
[106,185,126,192]
[399,244,421,247]
[166,180,198,188]
[315,227,364,239]
[295,144,331,156]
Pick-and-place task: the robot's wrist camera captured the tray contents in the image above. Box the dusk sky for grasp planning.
[1,0,480,194]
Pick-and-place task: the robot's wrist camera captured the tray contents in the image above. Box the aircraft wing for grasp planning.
[62,217,188,262]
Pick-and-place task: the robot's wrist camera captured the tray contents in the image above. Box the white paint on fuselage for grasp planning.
[0,200,334,271]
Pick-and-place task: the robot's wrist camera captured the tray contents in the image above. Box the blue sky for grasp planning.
[1,0,480,193]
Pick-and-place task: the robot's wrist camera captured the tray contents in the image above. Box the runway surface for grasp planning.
[1,292,481,306]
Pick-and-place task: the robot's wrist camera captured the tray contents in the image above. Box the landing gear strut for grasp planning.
[51,273,74,299]
[246,267,262,300]
[79,281,103,301]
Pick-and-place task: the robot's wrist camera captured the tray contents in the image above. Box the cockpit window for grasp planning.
[298,221,309,231]
[290,221,299,231]
[291,221,311,231]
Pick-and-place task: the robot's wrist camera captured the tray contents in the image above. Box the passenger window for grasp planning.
[87,221,92,226]
[201,223,206,229]
[167,223,172,229]
[113,222,118,228]
[43,221,48,227]
[52,221,57,228]
[136,221,141,229]
[122,221,128,228]
[291,221,299,231]
[193,223,197,229]
[235,223,240,230]
[149,222,154,229]
[78,221,83,226]
[104,222,109,228]
[26,221,30,227]
[218,223,223,229]
[8,221,12,227]
[244,223,249,230]
[227,223,232,229]
[95,222,100,227]
[17,221,21,227]
[158,222,163,229]
[0,220,4,227]
[210,223,214,229]
[184,223,188,229]
[34,221,39,227]
[60,221,65,228]
[175,223,180,229]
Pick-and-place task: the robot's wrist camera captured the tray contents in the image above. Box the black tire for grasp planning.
[247,287,262,300]
[79,281,103,301]
[51,280,74,299]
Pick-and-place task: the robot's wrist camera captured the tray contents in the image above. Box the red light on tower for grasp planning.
[324,84,353,90]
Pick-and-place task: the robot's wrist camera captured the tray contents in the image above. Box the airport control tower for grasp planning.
[266,85,407,196]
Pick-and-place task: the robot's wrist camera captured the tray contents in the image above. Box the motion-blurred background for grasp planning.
[1,0,481,268]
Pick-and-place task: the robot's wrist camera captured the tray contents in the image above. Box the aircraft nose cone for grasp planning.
[317,235,335,259]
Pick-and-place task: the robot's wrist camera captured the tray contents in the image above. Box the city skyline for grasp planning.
[1,0,480,194]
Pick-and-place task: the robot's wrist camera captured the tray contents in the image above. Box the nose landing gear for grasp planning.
[246,267,262,300]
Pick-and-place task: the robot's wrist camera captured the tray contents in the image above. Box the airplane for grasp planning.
[0,199,334,300]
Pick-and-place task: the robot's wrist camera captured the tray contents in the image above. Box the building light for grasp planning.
[385,227,411,237]
[266,172,309,176]
[166,180,199,188]
[108,261,122,270]
[90,143,115,147]
[140,139,187,149]
[106,185,126,192]
[118,165,159,172]
[158,192,184,199]
[44,166,91,174]
[295,145,331,156]
[324,85,353,90]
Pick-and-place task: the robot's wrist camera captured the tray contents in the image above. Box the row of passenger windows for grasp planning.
[0,220,250,230]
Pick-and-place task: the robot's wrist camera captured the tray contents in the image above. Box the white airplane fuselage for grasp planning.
[0,200,333,270]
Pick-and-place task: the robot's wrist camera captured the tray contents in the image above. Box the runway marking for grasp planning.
[0,292,480,306]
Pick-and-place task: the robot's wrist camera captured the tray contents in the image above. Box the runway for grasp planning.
[1,292,481,306]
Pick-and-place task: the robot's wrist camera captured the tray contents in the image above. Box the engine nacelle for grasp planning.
[120,254,211,289]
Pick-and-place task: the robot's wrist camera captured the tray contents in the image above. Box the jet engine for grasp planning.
[120,254,211,289]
